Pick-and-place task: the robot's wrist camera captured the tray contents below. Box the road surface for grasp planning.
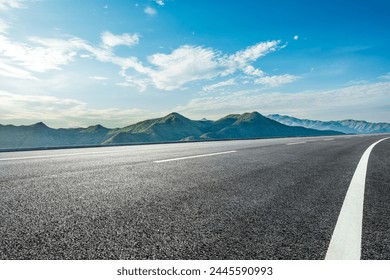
[0,134,389,259]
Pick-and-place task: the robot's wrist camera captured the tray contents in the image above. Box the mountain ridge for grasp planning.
[267,114,390,134]
[1,111,345,150]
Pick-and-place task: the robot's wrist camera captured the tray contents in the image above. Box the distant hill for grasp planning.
[103,112,210,144]
[200,112,340,139]
[0,123,112,149]
[267,114,390,134]
[0,112,343,150]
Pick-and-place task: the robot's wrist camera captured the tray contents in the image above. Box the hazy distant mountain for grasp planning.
[267,114,390,134]
[0,112,343,150]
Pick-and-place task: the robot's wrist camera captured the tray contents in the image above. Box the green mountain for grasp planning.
[0,112,343,150]
[0,122,56,148]
[201,112,340,139]
[104,112,209,144]
[0,123,112,149]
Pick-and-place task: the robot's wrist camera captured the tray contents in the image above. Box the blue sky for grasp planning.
[0,0,389,127]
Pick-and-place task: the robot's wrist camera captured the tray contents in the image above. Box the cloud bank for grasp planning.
[0,27,297,91]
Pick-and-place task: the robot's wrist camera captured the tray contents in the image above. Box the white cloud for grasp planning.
[77,40,115,62]
[144,6,156,16]
[0,61,37,79]
[347,79,369,86]
[255,74,299,87]
[155,0,164,6]
[0,91,150,128]
[243,65,264,77]
[0,0,24,11]
[231,41,280,64]
[0,35,79,72]
[67,36,149,78]
[0,19,9,33]
[380,72,390,80]
[203,78,236,92]
[112,56,150,75]
[33,35,152,92]
[0,31,144,82]
[147,45,221,90]
[0,21,289,92]
[173,82,390,122]
[294,35,299,40]
[89,76,109,81]
[117,76,150,92]
[117,41,283,91]
[222,40,280,75]
[0,91,85,119]
[101,31,139,49]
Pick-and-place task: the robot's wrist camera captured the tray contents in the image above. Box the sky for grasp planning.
[0,0,389,128]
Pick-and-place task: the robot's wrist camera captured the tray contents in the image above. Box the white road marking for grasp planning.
[0,149,133,161]
[323,138,334,141]
[154,150,237,163]
[325,137,390,260]
[286,141,306,145]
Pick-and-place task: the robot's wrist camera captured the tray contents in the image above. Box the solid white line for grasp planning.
[154,150,237,163]
[323,138,335,141]
[286,141,306,145]
[325,137,390,260]
[0,149,132,161]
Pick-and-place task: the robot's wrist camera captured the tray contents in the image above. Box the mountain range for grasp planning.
[0,112,342,150]
[267,114,390,134]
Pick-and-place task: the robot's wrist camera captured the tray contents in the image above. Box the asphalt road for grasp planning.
[0,134,389,259]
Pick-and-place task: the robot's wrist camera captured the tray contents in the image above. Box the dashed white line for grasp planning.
[323,138,335,141]
[154,150,237,163]
[286,141,306,145]
[325,137,390,260]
